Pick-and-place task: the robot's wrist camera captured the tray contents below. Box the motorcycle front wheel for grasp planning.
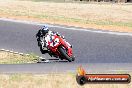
[58,46,74,62]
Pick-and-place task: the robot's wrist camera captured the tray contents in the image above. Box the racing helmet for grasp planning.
[40,25,49,36]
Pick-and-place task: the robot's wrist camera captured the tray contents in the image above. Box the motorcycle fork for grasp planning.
[60,40,72,57]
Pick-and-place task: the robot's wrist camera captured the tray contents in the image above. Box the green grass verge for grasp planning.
[0,51,37,64]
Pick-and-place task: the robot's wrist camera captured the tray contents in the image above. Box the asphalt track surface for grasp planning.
[0,19,132,73]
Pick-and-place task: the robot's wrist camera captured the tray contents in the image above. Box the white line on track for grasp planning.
[0,18,132,36]
[0,49,42,60]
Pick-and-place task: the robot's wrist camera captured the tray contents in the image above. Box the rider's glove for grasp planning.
[56,32,60,36]
[61,35,65,39]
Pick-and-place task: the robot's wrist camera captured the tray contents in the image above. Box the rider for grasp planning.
[36,25,64,47]
[36,25,71,56]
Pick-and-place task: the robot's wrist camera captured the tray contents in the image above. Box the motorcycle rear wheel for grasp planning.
[58,46,73,62]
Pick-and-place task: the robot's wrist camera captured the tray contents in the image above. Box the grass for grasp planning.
[26,0,66,2]
[34,14,132,27]
[0,0,131,32]
[0,73,131,88]
[0,51,37,64]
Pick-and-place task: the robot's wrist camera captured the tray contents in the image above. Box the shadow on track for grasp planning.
[36,58,69,63]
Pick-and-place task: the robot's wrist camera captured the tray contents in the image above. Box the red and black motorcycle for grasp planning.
[39,34,75,62]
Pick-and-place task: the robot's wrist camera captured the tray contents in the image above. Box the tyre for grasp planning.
[71,56,75,61]
[58,46,73,62]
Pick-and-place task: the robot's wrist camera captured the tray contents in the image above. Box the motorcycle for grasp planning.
[38,34,75,62]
